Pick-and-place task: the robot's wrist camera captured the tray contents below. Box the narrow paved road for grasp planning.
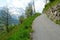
[32,14,60,40]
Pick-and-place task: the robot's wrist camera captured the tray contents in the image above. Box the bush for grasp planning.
[55,20,60,24]
[19,15,25,24]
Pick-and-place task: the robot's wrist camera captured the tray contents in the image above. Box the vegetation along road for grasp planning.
[32,14,60,40]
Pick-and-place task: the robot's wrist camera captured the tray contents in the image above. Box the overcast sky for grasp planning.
[0,0,46,19]
[0,0,46,12]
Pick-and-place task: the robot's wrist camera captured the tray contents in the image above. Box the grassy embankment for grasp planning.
[43,0,60,12]
[0,13,40,40]
[43,0,60,24]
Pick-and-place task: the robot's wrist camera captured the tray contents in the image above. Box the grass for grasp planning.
[43,0,60,25]
[0,13,40,40]
[0,25,19,40]
[55,20,60,25]
[43,0,60,12]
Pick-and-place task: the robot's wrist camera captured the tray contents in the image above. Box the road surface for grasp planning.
[32,14,60,40]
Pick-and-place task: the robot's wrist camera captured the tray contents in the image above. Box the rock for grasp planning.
[46,3,60,23]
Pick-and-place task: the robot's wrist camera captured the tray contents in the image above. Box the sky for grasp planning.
[0,0,46,19]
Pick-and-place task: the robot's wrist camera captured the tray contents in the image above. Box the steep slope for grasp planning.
[43,0,60,24]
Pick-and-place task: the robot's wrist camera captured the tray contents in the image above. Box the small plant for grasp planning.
[55,20,60,24]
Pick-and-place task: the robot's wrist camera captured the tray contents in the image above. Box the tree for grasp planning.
[19,15,24,24]
[46,0,47,3]
[32,0,35,14]
[0,7,12,32]
[25,3,33,17]
[49,0,55,2]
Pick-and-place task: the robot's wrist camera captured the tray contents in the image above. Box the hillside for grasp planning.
[0,13,40,40]
[43,0,60,24]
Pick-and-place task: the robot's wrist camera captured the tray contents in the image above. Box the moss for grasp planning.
[55,20,60,25]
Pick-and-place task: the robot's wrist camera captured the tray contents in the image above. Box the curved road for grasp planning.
[32,14,60,40]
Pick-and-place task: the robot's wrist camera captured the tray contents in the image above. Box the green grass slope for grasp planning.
[1,13,40,40]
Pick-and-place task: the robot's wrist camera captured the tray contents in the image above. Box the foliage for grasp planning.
[6,13,40,40]
[0,7,12,32]
[55,20,60,25]
[25,3,33,17]
[19,15,25,24]
[43,0,60,12]
[49,0,55,2]
[43,0,60,24]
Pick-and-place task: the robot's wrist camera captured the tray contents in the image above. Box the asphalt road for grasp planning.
[32,14,60,40]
